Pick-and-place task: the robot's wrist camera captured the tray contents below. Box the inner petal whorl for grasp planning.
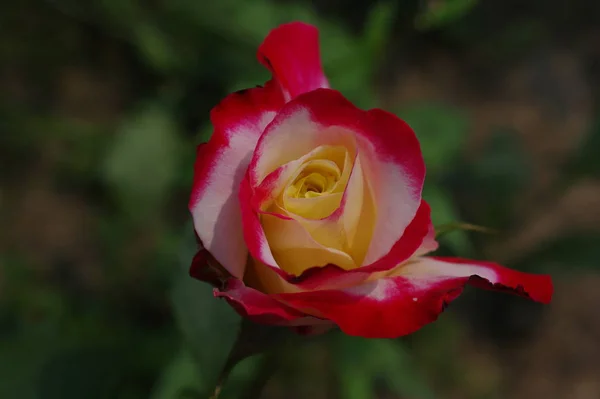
[289,159,340,198]
[279,146,350,219]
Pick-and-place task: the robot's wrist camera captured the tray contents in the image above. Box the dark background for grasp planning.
[2,0,600,398]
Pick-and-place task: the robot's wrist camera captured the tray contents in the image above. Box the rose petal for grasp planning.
[262,212,356,275]
[292,322,335,336]
[258,22,329,101]
[252,144,352,213]
[284,200,433,291]
[413,218,439,257]
[356,108,425,266]
[214,278,309,326]
[239,175,281,270]
[275,256,552,338]
[189,83,283,279]
[189,249,228,288]
[244,258,302,294]
[280,147,349,219]
[392,256,553,304]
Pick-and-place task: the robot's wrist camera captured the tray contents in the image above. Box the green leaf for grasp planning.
[170,271,240,395]
[169,230,295,398]
[398,103,469,175]
[102,104,182,219]
[150,342,271,399]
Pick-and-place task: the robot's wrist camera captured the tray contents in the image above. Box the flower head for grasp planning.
[189,22,552,338]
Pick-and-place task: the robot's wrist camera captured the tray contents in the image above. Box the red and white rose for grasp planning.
[189,22,552,338]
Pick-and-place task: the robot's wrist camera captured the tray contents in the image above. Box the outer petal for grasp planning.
[276,256,552,338]
[189,84,283,279]
[189,249,227,288]
[413,217,439,257]
[357,108,425,266]
[244,258,302,295]
[292,322,335,336]
[258,22,329,101]
[240,175,281,271]
[214,279,311,326]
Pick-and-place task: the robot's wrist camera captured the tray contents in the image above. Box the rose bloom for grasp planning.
[189,22,552,338]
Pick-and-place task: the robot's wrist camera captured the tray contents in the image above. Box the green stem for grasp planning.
[208,344,240,399]
[207,320,291,399]
[435,221,496,239]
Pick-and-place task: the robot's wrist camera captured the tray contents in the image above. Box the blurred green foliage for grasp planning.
[415,0,478,30]
[103,104,184,220]
[1,0,599,398]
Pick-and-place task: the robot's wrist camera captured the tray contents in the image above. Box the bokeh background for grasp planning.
[2,0,600,398]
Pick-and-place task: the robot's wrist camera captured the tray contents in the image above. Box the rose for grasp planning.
[189,22,552,338]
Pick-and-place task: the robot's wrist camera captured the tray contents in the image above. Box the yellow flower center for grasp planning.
[278,146,349,219]
[286,160,340,198]
[254,138,377,281]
